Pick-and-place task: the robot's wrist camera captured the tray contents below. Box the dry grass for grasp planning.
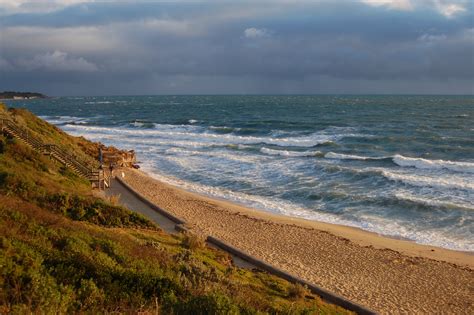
[181,231,206,250]
[107,194,121,206]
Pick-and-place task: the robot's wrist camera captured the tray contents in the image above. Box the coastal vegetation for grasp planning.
[0,104,350,314]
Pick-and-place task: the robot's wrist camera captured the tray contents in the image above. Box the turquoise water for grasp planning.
[7,95,474,251]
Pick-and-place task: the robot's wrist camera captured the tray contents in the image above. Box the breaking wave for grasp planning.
[326,152,474,174]
[392,154,474,174]
[325,152,389,161]
[59,123,365,148]
[377,169,474,191]
[260,147,323,157]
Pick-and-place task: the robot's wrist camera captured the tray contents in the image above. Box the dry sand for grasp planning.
[119,168,474,314]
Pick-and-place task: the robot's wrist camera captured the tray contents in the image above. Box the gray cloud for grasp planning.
[0,1,472,95]
[15,50,98,72]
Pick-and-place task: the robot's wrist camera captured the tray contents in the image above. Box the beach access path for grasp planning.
[104,178,256,269]
[110,168,474,314]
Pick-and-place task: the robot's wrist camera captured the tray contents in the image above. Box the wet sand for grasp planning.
[118,168,474,314]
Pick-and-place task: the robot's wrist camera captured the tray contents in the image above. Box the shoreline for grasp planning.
[134,168,474,267]
[118,167,474,313]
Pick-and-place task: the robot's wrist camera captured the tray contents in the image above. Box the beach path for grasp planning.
[105,178,177,234]
[104,178,256,269]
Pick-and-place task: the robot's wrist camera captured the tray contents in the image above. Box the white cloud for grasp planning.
[16,50,98,72]
[244,27,270,39]
[360,0,413,10]
[360,0,468,17]
[418,33,447,41]
[0,0,120,15]
[433,0,466,18]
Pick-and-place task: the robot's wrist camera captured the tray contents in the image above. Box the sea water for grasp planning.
[7,95,474,251]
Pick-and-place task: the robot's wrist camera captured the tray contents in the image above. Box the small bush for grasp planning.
[77,279,105,310]
[181,231,205,251]
[170,292,239,315]
[59,166,78,178]
[107,194,121,206]
[0,171,38,200]
[7,141,38,163]
[288,282,308,300]
[41,193,157,229]
[0,138,5,154]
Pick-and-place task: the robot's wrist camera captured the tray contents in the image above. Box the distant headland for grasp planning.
[0,91,47,100]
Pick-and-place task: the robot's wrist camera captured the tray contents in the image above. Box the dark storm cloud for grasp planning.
[0,0,473,95]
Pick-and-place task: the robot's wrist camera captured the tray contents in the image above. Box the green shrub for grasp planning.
[46,192,71,215]
[0,171,7,186]
[77,279,105,311]
[0,238,74,314]
[0,171,38,200]
[59,166,78,178]
[170,292,239,315]
[40,193,157,229]
[0,137,5,154]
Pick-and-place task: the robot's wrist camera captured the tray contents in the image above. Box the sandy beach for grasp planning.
[118,168,473,314]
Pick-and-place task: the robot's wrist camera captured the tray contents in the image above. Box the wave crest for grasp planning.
[392,155,474,174]
[378,169,474,191]
[325,152,388,161]
[260,147,323,157]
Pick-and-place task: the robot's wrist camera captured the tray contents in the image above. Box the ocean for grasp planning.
[6,95,474,251]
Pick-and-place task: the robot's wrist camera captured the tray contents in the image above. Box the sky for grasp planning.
[0,0,473,96]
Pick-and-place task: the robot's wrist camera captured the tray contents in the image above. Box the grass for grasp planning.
[0,104,352,314]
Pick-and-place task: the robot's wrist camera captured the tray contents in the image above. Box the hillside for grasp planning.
[0,104,350,314]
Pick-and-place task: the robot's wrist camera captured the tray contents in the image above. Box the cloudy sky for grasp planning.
[0,0,472,95]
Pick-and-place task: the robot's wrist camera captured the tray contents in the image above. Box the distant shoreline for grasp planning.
[0,91,47,100]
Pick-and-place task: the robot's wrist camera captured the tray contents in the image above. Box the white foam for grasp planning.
[325,152,474,175]
[48,118,373,149]
[377,168,474,191]
[325,152,386,160]
[130,121,152,128]
[393,154,474,174]
[188,119,199,124]
[261,147,323,157]
[165,147,261,164]
[209,126,240,132]
[60,123,341,147]
[393,191,474,211]
[84,101,112,104]
[40,115,90,125]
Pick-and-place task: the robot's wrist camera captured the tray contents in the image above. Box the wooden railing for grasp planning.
[0,115,108,189]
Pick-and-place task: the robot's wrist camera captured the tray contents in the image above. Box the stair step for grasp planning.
[2,118,106,188]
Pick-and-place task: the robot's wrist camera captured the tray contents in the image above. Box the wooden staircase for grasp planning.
[0,115,109,189]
